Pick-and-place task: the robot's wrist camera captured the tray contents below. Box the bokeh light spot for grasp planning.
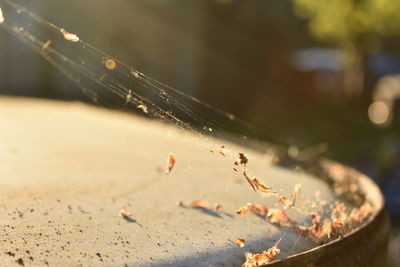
[368,101,389,125]
[104,58,117,70]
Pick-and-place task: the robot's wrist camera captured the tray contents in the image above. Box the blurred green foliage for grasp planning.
[293,0,400,44]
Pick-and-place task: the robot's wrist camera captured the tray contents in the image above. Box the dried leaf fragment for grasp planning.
[189,200,209,209]
[243,253,270,267]
[243,171,274,196]
[243,171,257,191]
[349,202,374,223]
[165,153,176,174]
[235,238,246,247]
[331,201,347,228]
[234,153,248,167]
[317,219,333,238]
[251,204,268,217]
[292,184,302,206]
[237,203,252,216]
[308,212,321,234]
[267,208,290,225]
[218,145,227,156]
[252,178,274,195]
[119,210,132,218]
[214,204,224,212]
[309,212,321,226]
[137,104,148,114]
[60,28,79,42]
[279,196,290,205]
[264,239,281,260]
[242,238,281,267]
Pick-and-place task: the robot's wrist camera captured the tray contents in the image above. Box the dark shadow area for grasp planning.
[133,231,291,267]
[122,217,143,227]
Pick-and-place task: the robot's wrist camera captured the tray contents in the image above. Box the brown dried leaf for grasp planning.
[267,208,290,225]
[309,212,321,226]
[218,146,227,156]
[243,171,274,196]
[242,238,281,267]
[251,204,268,217]
[308,212,322,235]
[292,184,302,206]
[235,238,246,247]
[331,201,347,228]
[252,178,273,195]
[234,153,248,167]
[60,28,80,42]
[165,153,176,174]
[247,253,270,267]
[119,210,132,218]
[237,203,252,216]
[189,200,209,209]
[214,204,224,212]
[359,201,374,216]
[137,104,148,113]
[317,219,333,238]
[279,196,290,205]
[264,239,281,260]
[349,202,374,223]
[243,171,257,192]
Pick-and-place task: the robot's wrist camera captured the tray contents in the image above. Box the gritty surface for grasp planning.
[0,97,336,266]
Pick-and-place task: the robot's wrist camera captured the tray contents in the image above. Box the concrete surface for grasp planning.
[0,97,337,266]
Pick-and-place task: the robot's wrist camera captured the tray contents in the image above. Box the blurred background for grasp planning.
[1,0,399,262]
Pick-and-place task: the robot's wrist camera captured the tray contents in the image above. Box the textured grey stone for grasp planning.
[0,97,336,266]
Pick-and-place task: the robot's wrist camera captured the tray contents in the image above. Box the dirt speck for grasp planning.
[16,258,24,266]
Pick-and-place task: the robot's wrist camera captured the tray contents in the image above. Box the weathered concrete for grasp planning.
[0,97,354,266]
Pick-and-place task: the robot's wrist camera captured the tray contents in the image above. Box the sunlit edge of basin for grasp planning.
[270,160,390,267]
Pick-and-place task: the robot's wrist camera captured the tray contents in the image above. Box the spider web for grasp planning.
[0,0,374,259]
[0,0,257,139]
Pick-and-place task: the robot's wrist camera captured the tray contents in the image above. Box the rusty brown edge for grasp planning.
[269,160,391,267]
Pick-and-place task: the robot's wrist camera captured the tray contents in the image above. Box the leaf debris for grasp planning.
[218,146,227,156]
[331,201,347,228]
[242,238,282,267]
[267,208,290,225]
[214,204,224,212]
[189,200,209,209]
[235,238,246,248]
[237,203,253,216]
[349,202,374,223]
[291,184,302,206]
[60,28,80,42]
[317,219,333,238]
[279,196,290,205]
[243,171,274,196]
[119,210,132,218]
[165,153,176,174]
[137,104,148,114]
[234,153,249,167]
[251,204,268,217]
